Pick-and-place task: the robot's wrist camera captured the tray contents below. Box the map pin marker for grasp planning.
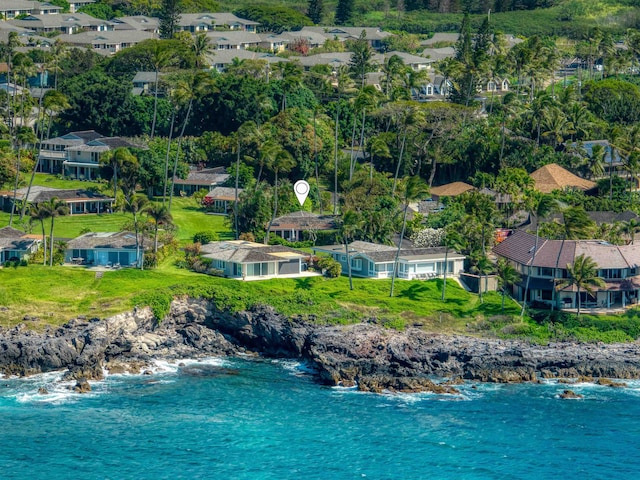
[294,180,310,207]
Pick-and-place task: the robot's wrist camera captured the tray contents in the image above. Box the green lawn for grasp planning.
[0,176,234,244]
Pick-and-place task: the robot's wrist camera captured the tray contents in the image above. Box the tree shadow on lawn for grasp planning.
[294,277,314,291]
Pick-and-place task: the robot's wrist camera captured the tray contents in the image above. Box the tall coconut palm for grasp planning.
[149,40,178,139]
[622,218,640,245]
[167,71,213,211]
[472,254,494,304]
[264,146,295,244]
[191,33,214,69]
[101,147,136,208]
[145,203,173,255]
[521,192,557,317]
[390,176,429,297]
[39,197,68,266]
[556,254,605,317]
[20,90,70,222]
[29,203,50,266]
[551,206,594,310]
[441,226,464,301]
[9,126,36,227]
[125,194,150,269]
[496,258,521,313]
[340,210,362,291]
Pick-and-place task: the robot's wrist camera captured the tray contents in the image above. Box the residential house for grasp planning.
[200,240,312,280]
[111,15,159,34]
[206,31,261,50]
[0,1,62,19]
[270,211,337,242]
[68,1,95,13]
[203,186,242,213]
[207,49,287,73]
[384,51,431,71]
[313,240,465,280]
[64,231,145,267]
[57,30,155,55]
[0,21,53,47]
[0,186,114,215]
[530,163,597,194]
[38,130,105,175]
[0,226,39,263]
[10,12,114,34]
[422,46,456,62]
[299,26,393,50]
[494,230,640,310]
[567,139,624,178]
[429,181,474,202]
[173,166,229,196]
[177,13,259,33]
[131,71,165,96]
[64,136,142,180]
[421,33,459,47]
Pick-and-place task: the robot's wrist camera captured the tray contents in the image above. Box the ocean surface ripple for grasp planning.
[1,358,639,480]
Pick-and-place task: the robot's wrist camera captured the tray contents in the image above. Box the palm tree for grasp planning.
[441,226,464,301]
[622,218,640,245]
[9,126,37,226]
[340,210,362,291]
[101,147,136,208]
[191,33,213,69]
[496,258,521,313]
[29,203,50,266]
[39,198,68,266]
[556,254,605,317]
[264,146,295,244]
[145,203,173,255]
[148,40,178,139]
[472,255,494,304]
[390,176,430,297]
[167,71,213,211]
[551,206,594,310]
[521,192,557,317]
[125,194,150,269]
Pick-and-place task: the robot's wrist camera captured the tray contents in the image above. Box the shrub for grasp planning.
[316,256,341,278]
[193,231,219,244]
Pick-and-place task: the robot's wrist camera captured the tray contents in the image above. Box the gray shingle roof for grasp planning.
[66,231,139,250]
[200,240,306,264]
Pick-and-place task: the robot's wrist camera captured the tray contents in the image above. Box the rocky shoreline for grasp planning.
[1,297,640,394]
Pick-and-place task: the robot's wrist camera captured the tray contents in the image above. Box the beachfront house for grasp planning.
[493,230,640,310]
[64,231,145,267]
[199,240,312,280]
[0,226,39,263]
[270,211,337,242]
[0,186,114,215]
[313,241,465,280]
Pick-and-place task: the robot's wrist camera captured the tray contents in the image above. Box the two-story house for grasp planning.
[493,230,640,310]
[64,137,140,180]
[38,130,105,175]
[177,13,259,33]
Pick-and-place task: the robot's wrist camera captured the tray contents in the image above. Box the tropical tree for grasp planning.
[521,192,557,316]
[441,225,464,301]
[551,206,595,310]
[622,218,640,245]
[125,194,150,269]
[472,254,493,304]
[40,198,69,267]
[340,210,362,291]
[29,203,50,266]
[101,147,137,207]
[390,176,429,297]
[264,146,295,243]
[556,254,605,317]
[145,203,173,255]
[9,126,37,227]
[496,258,521,313]
[148,40,179,139]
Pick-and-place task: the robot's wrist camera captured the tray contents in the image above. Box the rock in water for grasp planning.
[37,387,49,395]
[559,389,583,399]
[73,379,91,393]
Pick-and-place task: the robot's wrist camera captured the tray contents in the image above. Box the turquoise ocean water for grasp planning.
[1,357,639,480]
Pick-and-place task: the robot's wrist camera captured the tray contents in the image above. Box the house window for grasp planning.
[541,289,553,300]
[426,85,433,95]
[341,255,346,262]
[538,267,553,277]
[352,258,362,271]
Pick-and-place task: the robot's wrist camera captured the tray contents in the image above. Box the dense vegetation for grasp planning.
[3,2,640,342]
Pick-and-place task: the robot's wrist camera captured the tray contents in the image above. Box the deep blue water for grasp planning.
[1,357,639,480]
